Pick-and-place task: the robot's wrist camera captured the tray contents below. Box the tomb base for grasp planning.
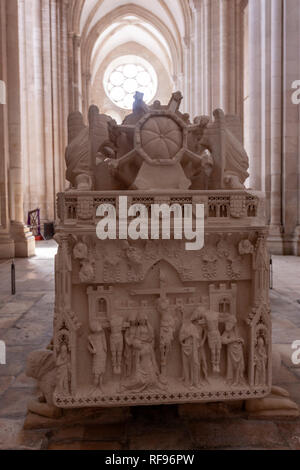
[46,189,272,409]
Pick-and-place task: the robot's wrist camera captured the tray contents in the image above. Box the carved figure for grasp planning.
[73,240,95,283]
[195,313,208,382]
[197,109,249,189]
[221,314,245,386]
[56,343,71,395]
[109,315,124,375]
[238,239,254,255]
[179,314,200,387]
[65,106,114,190]
[196,306,222,373]
[26,349,61,418]
[73,241,88,259]
[88,323,107,390]
[254,336,268,386]
[124,316,137,377]
[122,241,143,278]
[122,312,163,392]
[156,296,176,378]
[79,259,95,283]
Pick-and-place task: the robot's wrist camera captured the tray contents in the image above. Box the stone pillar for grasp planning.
[268,0,284,251]
[7,0,35,257]
[191,0,243,117]
[220,0,243,114]
[210,0,222,112]
[0,0,14,259]
[282,0,300,254]
[73,34,81,112]
[59,0,69,193]
[182,36,191,114]
[82,72,91,118]
[189,0,202,116]
[41,0,55,222]
[67,32,75,113]
[247,0,263,190]
[50,0,63,201]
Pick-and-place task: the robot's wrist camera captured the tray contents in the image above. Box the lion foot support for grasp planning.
[246,385,300,418]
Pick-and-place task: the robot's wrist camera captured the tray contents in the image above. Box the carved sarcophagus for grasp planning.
[53,189,270,408]
[29,92,271,411]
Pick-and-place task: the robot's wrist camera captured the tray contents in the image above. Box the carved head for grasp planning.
[257,336,265,349]
[73,241,88,260]
[224,314,237,331]
[137,311,148,326]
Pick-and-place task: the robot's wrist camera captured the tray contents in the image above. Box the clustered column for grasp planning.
[246,0,300,254]
[189,0,243,118]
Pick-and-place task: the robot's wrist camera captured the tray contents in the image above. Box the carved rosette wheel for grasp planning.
[134,110,188,167]
[140,116,183,161]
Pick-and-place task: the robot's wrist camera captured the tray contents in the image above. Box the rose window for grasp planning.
[103,55,157,110]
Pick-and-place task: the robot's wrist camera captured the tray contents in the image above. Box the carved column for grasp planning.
[82,71,91,119]
[182,36,191,114]
[247,0,263,190]
[189,0,202,116]
[59,0,69,193]
[268,0,283,249]
[0,0,14,258]
[192,0,243,117]
[73,34,81,112]
[220,0,243,114]
[68,32,75,113]
[7,0,35,256]
[281,0,300,254]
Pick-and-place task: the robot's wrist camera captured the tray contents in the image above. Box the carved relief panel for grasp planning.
[52,226,271,408]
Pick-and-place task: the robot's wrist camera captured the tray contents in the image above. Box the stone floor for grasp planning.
[0,242,300,450]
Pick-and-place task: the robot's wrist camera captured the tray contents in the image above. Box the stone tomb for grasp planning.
[26,92,271,413]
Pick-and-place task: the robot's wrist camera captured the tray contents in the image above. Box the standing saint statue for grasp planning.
[193,311,208,383]
[56,343,71,396]
[221,314,245,386]
[195,306,223,373]
[124,316,137,378]
[156,296,176,379]
[179,314,200,387]
[109,315,124,375]
[88,322,107,391]
[254,336,268,386]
